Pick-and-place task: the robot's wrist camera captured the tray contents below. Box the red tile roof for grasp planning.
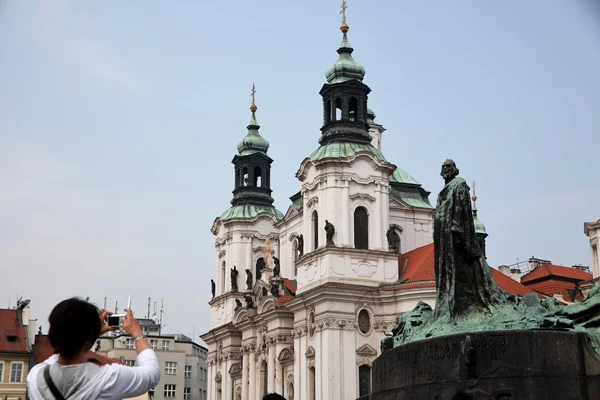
[277,295,295,307]
[32,335,121,366]
[393,244,536,296]
[0,309,28,352]
[521,264,592,284]
[282,279,297,295]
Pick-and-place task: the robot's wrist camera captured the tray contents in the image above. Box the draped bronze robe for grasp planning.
[433,177,502,318]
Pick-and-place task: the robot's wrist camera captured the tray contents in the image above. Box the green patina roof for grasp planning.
[291,195,303,211]
[390,187,434,209]
[473,214,487,234]
[220,204,283,222]
[237,113,270,156]
[390,168,419,185]
[325,32,366,84]
[309,142,387,163]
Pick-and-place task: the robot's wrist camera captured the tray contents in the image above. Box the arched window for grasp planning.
[260,360,268,397]
[287,383,294,400]
[349,97,358,121]
[359,365,371,397]
[335,97,342,120]
[312,211,319,250]
[254,166,262,187]
[242,167,249,187]
[354,207,369,250]
[324,100,332,123]
[256,257,266,281]
[308,366,316,400]
[220,261,226,294]
[292,239,299,276]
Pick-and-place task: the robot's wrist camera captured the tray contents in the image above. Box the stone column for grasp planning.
[215,250,221,296]
[249,350,257,400]
[381,180,390,250]
[224,358,233,400]
[342,178,350,246]
[207,360,213,400]
[242,352,249,400]
[268,342,276,393]
[293,331,301,400]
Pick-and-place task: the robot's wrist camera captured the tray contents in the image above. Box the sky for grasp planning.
[1,1,599,344]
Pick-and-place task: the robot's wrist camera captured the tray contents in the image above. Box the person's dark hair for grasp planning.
[48,297,101,359]
[262,394,286,400]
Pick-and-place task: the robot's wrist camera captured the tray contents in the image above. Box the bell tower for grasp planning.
[231,84,274,207]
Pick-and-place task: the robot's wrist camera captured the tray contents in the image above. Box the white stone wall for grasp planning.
[588,225,600,278]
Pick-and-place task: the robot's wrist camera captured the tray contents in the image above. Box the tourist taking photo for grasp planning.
[27,297,161,400]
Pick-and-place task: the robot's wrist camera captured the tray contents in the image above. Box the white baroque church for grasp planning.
[201,17,440,400]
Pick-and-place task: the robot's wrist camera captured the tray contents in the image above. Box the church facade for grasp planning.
[201,19,439,400]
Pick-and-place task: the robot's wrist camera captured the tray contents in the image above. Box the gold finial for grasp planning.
[340,0,349,32]
[472,181,478,204]
[250,82,257,113]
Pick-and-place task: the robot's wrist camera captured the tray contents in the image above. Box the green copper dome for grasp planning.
[237,112,270,156]
[325,30,366,84]
[220,204,283,222]
[474,215,487,235]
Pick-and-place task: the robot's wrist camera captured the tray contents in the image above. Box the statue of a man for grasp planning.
[325,220,335,247]
[230,266,239,292]
[434,159,502,319]
[235,299,242,310]
[244,294,254,309]
[297,234,304,257]
[245,269,253,290]
[273,257,280,277]
[211,279,216,299]
[264,238,271,267]
[386,227,399,252]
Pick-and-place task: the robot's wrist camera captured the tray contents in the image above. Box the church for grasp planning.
[200,7,530,400]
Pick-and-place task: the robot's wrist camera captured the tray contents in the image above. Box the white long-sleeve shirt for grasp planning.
[27,349,161,400]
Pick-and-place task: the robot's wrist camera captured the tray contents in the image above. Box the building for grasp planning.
[96,332,208,400]
[519,259,592,303]
[0,300,35,400]
[585,219,600,278]
[200,9,537,400]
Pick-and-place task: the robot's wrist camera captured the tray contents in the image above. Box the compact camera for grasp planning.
[107,314,127,327]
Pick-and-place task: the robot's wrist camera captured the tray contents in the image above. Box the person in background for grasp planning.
[27,297,161,400]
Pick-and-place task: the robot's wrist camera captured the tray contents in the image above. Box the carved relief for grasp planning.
[349,193,376,203]
[356,344,378,356]
[305,346,315,358]
[351,262,377,278]
[306,196,319,209]
[373,321,396,333]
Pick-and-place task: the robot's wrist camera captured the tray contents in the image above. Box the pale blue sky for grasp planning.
[1,1,599,341]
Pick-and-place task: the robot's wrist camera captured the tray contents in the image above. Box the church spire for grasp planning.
[472,181,488,258]
[231,84,274,207]
[319,0,371,146]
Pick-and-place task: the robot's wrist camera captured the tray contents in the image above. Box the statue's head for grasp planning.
[441,159,459,180]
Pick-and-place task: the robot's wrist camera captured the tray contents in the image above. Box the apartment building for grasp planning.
[97,332,208,400]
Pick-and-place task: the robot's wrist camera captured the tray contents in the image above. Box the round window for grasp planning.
[358,309,371,334]
[308,312,315,338]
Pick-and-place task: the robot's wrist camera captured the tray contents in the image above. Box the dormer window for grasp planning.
[6,335,18,342]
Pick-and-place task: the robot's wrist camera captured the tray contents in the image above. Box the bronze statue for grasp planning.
[235,299,242,310]
[434,159,502,318]
[230,266,239,292]
[211,279,216,299]
[325,220,335,246]
[244,294,254,309]
[298,234,304,257]
[270,282,280,297]
[245,269,253,290]
[386,227,399,252]
[273,257,280,277]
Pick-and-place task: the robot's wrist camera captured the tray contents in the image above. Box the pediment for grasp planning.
[356,344,377,356]
[278,347,294,362]
[229,362,242,375]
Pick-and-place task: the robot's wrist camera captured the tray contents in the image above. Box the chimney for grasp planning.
[498,265,511,277]
[573,265,591,273]
[528,257,552,271]
[510,268,522,283]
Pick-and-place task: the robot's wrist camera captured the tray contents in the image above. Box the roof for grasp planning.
[325,30,365,84]
[220,204,284,222]
[390,243,535,296]
[308,142,387,163]
[0,309,28,353]
[585,220,600,235]
[390,187,434,209]
[520,264,592,301]
[32,335,121,366]
[521,264,592,284]
[277,295,295,307]
[390,168,419,185]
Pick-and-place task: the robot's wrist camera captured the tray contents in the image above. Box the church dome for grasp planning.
[474,216,487,235]
[325,26,366,84]
[237,111,270,156]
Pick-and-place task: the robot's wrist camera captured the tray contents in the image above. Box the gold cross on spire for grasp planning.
[340,0,348,25]
[250,82,257,113]
[472,181,478,205]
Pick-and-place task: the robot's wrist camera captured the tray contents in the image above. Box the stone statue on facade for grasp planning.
[245,269,253,290]
[235,299,242,310]
[230,266,239,292]
[211,279,216,299]
[298,234,304,257]
[270,282,280,297]
[244,294,254,309]
[273,257,280,277]
[386,227,399,252]
[325,220,335,246]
